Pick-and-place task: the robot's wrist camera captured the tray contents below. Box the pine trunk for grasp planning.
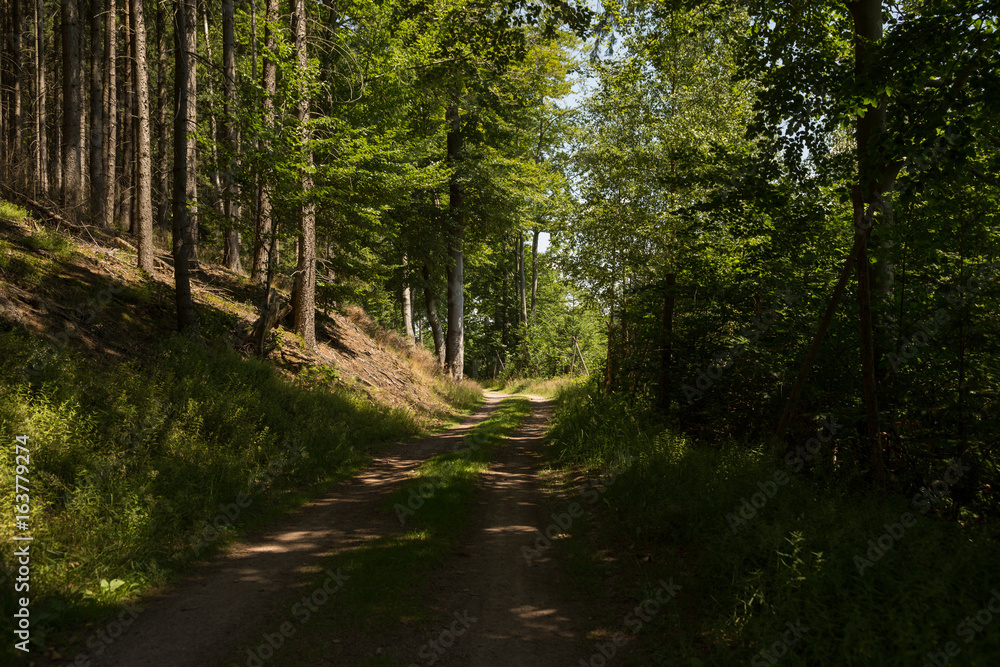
[60,0,81,208]
[172,0,195,331]
[132,0,153,271]
[444,101,464,380]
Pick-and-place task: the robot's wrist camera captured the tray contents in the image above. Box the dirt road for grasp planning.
[67,392,584,667]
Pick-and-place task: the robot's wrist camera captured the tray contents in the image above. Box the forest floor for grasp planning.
[39,392,589,667]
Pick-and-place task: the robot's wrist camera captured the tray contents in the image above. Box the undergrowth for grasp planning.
[230,397,533,665]
[546,380,1000,666]
[0,327,457,657]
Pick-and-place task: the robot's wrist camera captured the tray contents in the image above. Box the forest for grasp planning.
[1,0,999,665]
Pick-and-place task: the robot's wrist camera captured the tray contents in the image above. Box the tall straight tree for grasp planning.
[35,0,48,194]
[60,0,82,208]
[444,100,464,379]
[291,0,316,349]
[155,0,169,231]
[181,0,197,264]
[89,0,103,216]
[221,0,240,271]
[172,0,195,331]
[7,0,23,181]
[251,0,278,283]
[102,0,116,228]
[120,0,133,230]
[132,0,154,271]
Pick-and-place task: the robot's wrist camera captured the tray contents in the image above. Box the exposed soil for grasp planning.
[36,393,593,667]
[54,394,506,667]
[0,214,455,421]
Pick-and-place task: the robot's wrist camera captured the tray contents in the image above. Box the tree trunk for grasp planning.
[250,0,277,283]
[444,101,464,379]
[7,0,23,183]
[401,256,414,345]
[849,0,896,484]
[132,0,153,272]
[530,227,539,324]
[200,2,222,220]
[88,0,103,216]
[172,0,195,332]
[290,0,315,350]
[155,0,169,232]
[120,0,132,231]
[35,0,47,194]
[52,7,62,194]
[423,263,445,370]
[101,0,115,229]
[221,0,241,272]
[181,0,196,264]
[518,229,527,326]
[656,273,675,411]
[60,0,81,208]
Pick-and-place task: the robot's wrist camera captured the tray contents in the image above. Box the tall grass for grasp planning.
[0,328,431,654]
[547,381,1000,665]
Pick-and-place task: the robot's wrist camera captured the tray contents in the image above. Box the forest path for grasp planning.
[307,394,590,666]
[76,393,507,667]
[407,393,588,667]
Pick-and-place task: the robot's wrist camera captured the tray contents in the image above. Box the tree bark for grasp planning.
[88,0,103,216]
[60,0,82,209]
[181,0,197,264]
[423,263,445,370]
[444,101,464,380]
[518,229,527,326]
[154,0,169,232]
[132,0,154,272]
[401,256,414,344]
[530,227,539,324]
[201,2,222,220]
[35,0,48,194]
[221,0,241,272]
[7,0,23,182]
[52,7,62,194]
[250,0,277,283]
[291,0,315,350]
[172,0,195,332]
[849,0,896,484]
[120,0,132,231]
[101,0,116,229]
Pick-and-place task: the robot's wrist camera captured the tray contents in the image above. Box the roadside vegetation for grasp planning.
[544,380,1000,665]
[228,397,533,666]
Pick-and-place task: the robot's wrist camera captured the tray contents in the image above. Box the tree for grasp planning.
[221,0,240,272]
[89,0,103,216]
[102,0,116,229]
[132,0,154,271]
[172,0,195,332]
[291,0,316,350]
[60,0,82,208]
[250,0,278,283]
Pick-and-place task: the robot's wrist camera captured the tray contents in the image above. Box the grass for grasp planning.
[0,200,30,224]
[488,374,584,398]
[0,322,482,661]
[543,380,1000,666]
[237,397,533,666]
